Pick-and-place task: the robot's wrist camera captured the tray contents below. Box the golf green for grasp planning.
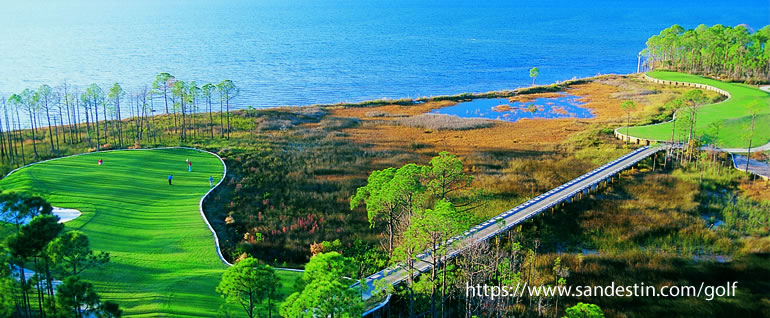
[624,70,770,149]
[0,148,300,317]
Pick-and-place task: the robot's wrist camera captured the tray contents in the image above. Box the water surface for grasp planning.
[431,94,593,122]
[0,0,767,114]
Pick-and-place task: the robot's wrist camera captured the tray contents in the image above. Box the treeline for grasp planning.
[0,193,117,317]
[644,24,770,82]
[0,73,239,170]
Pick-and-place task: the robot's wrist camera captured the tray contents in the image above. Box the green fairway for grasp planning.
[0,148,301,317]
[624,71,770,148]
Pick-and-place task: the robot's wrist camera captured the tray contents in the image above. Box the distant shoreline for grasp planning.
[2,73,620,132]
[281,74,619,110]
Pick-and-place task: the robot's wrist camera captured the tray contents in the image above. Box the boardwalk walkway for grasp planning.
[360,146,664,314]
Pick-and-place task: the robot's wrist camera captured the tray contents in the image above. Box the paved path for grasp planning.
[732,154,770,179]
[617,74,770,154]
[719,143,770,154]
[624,75,770,178]
[359,146,664,314]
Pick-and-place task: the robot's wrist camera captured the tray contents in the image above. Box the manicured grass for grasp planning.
[0,148,301,317]
[624,71,770,148]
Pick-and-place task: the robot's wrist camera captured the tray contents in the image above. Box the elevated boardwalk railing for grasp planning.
[360,145,664,315]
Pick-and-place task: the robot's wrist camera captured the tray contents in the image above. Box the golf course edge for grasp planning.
[615,72,770,153]
[3,147,305,274]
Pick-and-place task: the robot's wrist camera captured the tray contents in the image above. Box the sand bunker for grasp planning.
[0,206,81,224]
[52,207,82,223]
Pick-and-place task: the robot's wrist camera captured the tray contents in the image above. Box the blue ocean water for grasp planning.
[0,0,767,111]
[431,94,593,122]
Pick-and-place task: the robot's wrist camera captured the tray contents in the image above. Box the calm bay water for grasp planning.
[431,94,593,122]
[0,0,768,112]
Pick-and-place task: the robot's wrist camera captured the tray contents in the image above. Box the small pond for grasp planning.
[702,215,724,229]
[430,93,594,122]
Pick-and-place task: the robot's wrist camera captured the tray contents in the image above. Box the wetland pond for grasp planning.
[431,93,594,122]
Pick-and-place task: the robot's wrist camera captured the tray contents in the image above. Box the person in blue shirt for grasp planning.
[209,176,214,187]
[168,174,173,185]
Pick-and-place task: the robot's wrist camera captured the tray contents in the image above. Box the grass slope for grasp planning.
[624,70,770,148]
[0,148,300,317]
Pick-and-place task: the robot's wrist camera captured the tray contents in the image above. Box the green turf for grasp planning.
[624,71,770,148]
[0,148,301,317]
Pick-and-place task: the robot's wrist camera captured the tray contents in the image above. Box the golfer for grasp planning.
[209,176,214,187]
[98,159,103,165]
[168,174,173,185]
[188,161,192,172]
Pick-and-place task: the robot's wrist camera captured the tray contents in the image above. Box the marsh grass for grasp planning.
[397,113,495,130]
[364,110,408,118]
[1,74,766,317]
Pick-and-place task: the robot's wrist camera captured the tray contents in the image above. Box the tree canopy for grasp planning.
[530,67,540,85]
[47,230,110,276]
[280,252,363,318]
[56,276,101,317]
[644,24,770,82]
[563,302,604,318]
[216,257,279,318]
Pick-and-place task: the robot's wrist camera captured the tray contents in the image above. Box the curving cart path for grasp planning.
[617,73,770,152]
[614,73,770,179]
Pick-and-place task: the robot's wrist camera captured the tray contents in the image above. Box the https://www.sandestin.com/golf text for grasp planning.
[466,281,738,301]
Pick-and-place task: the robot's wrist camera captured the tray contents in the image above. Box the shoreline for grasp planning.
[1,74,617,133]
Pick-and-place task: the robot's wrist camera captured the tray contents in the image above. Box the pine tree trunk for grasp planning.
[45,105,56,154]
[95,101,101,150]
[117,98,123,147]
[209,99,214,138]
[28,111,38,157]
[226,97,231,139]
[15,107,26,165]
[745,115,755,178]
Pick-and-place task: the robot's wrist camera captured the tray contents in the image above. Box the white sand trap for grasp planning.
[0,206,81,224]
[52,207,82,223]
